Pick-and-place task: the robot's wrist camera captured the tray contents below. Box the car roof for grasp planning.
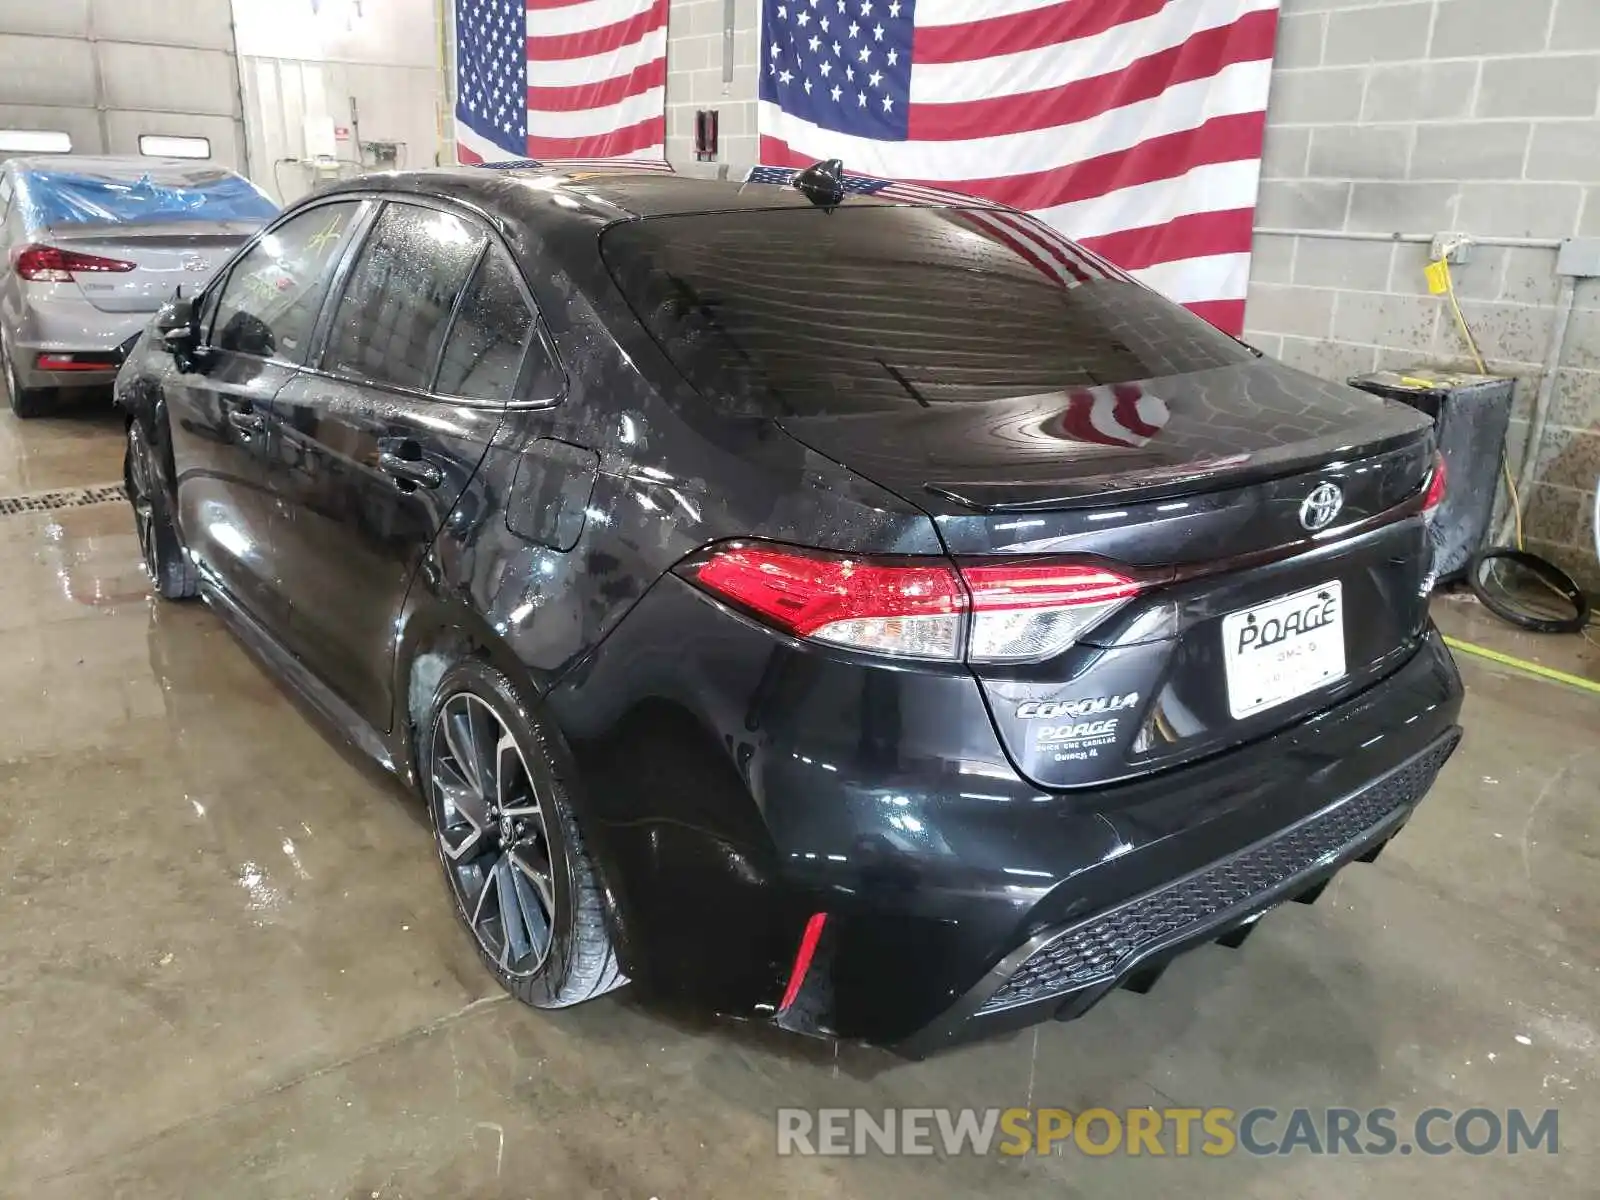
[310,164,991,232]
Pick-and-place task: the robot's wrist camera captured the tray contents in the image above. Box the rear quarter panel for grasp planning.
[389,210,943,750]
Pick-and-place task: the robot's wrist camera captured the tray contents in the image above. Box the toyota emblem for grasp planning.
[1299,482,1344,532]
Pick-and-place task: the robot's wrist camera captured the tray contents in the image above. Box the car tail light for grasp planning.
[13,243,136,282]
[684,543,1142,663]
[689,544,966,659]
[1422,452,1447,522]
[960,562,1144,662]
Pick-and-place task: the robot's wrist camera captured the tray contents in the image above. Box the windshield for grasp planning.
[15,164,278,228]
[600,207,1254,417]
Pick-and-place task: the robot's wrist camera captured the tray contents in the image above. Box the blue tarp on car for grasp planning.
[16,168,278,228]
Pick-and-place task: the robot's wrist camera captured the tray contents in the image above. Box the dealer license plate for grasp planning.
[1222,581,1346,720]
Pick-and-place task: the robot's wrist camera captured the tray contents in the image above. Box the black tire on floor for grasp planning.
[422,658,625,1010]
[125,418,199,600]
[3,341,54,418]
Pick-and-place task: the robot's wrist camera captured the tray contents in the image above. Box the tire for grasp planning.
[125,418,199,600]
[1467,547,1590,634]
[421,658,625,1009]
[3,339,53,418]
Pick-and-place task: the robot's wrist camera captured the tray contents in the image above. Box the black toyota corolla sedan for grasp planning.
[116,162,1463,1053]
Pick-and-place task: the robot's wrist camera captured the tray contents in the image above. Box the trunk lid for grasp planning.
[45,222,254,313]
[775,357,1431,512]
[963,504,1436,791]
[778,359,1438,791]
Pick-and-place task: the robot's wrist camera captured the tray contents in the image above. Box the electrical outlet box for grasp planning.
[1556,237,1600,278]
[1430,232,1473,265]
[362,140,400,167]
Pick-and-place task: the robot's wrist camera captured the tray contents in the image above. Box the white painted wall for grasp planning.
[232,0,448,204]
[234,0,437,66]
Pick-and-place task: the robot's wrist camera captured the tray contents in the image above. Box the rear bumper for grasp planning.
[7,299,146,388]
[15,359,122,389]
[10,338,140,389]
[547,573,1465,1051]
[897,727,1459,1055]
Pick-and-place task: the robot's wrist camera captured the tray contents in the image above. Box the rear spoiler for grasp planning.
[925,434,1433,513]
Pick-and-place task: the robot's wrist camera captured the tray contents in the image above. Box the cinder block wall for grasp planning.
[664,0,760,172]
[1247,0,1600,589]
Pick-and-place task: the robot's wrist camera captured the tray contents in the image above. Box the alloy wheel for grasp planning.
[430,693,557,977]
[127,424,161,582]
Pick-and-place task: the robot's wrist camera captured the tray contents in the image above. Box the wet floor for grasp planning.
[1,403,1596,1199]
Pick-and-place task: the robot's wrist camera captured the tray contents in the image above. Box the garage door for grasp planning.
[0,0,247,170]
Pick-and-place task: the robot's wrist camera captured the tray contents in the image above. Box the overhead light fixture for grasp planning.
[0,130,72,154]
[139,135,211,159]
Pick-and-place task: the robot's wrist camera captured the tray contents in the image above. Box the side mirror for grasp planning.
[155,296,200,357]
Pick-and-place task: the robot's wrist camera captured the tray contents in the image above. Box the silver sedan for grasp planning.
[0,155,278,417]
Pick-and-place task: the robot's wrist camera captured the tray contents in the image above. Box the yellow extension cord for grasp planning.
[1432,256,1526,551]
[1443,635,1600,697]
[1426,262,1600,673]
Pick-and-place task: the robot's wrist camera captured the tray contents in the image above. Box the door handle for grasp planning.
[379,450,443,490]
[227,408,265,435]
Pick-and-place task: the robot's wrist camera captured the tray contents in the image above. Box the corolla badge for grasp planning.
[1299,482,1344,532]
[1016,693,1139,720]
[180,253,211,272]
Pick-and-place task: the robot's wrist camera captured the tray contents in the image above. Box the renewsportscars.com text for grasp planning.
[775,1106,1559,1158]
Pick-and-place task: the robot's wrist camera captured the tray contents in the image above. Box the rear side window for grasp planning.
[601,207,1254,416]
[435,246,540,402]
[322,203,485,391]
[211,201,360,361]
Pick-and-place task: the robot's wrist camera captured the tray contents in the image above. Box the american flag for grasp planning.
[454,0,668,164]
[1046,384,1171,450]
[746,164,1134,290]
[756,0,1281,334]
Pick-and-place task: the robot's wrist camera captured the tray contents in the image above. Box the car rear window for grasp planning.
[600,207,1254,417]
[15,165,278,228]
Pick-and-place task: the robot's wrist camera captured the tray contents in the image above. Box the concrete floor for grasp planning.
[1,400,1597,1199]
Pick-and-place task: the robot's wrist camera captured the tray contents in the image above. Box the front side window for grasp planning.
[197,263,229,343]
[211,202,360,361]
[435,245,543,403]
[322,203,485,392]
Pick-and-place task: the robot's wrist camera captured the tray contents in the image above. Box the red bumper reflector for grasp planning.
[37,354,115,372]
[778,912,829,1012]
